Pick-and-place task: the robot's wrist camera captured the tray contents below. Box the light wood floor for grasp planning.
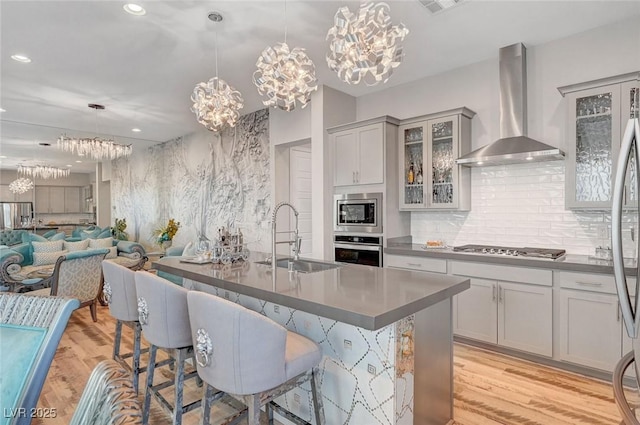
[33,305,635,425]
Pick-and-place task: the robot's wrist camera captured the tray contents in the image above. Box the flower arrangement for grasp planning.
[153,218,181,246]
[111,217,129,241]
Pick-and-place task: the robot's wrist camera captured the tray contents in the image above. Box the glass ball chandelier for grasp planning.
[253,1,317,112]
[9,178,34,194]
[326,2,409,86]
[18,165,70,179]
[191,12,244,132]
[57,104,132,161]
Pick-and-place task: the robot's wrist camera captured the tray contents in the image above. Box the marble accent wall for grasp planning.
[411,161,638,256]
[112,109,271,252]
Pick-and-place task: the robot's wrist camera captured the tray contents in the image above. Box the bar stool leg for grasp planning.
[200,384,214,425]
[113,320,123,361]
[143,344,158,425]
[311,368,324,425]
[173,348,186,425]
[266,402,274,425]
[132,322,142,394]
[247,394,260,425]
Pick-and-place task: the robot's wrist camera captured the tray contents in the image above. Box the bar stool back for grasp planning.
[102,260,146,394]
[135,271,200,425]
[187,291,325,425]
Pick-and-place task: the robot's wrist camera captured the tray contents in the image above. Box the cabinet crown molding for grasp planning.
[557,71,640,97]
[399,107,476,126]
[326,116,400,134]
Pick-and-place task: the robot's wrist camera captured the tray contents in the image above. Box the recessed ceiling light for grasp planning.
[11,54,31,63]
[0,156,7,159]
[131,128,141,132]
[66,164,72,167]
[0,108,5,112]
[75,160,82,163]
[123,3,146,16]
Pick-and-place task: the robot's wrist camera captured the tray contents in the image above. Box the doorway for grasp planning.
[289,145,312,255]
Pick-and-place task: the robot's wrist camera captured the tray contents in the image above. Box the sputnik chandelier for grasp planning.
[18,165,70,179]
[253,1,317,111]
[326,2,409,86]
[57,104,132,161]
[191,12,244,132]
[9,178,34,194]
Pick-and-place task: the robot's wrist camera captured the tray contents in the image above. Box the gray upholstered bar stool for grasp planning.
[135,271,201,425]
[187,291,325,425]
[101,260,146,394]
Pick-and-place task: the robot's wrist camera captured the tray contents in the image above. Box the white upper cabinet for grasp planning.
[559,72,639,209]
[328,117,399,187]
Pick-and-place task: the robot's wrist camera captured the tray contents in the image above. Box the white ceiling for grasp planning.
[1,0,639,174]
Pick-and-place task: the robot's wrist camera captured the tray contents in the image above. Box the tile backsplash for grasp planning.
[410,161,638,256]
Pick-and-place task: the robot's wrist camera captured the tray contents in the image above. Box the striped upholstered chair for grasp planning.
[30,249,109,322]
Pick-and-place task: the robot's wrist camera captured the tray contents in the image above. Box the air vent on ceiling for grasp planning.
[419,0,464,14]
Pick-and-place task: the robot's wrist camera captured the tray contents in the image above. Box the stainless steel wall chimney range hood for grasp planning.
[456,43,564,167]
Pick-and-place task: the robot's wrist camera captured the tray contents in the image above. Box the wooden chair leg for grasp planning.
[143,345,157,425]
[89,300,98,322]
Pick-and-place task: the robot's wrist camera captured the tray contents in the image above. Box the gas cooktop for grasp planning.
[453,244,566,260]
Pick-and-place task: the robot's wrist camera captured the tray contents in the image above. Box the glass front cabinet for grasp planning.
[559,73,640,209]
[398,108,475,210]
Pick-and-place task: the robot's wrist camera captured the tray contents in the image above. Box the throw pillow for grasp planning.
[21,233,47,244]
[49,232,66,241]
[32,240,64,253]
[105,246,117,259]
[33,250,68,266]
[64,239,90,252]
[97,229,112,239]
[89,237,114,249]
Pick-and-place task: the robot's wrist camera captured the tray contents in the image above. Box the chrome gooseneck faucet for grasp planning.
[271,202,301,270]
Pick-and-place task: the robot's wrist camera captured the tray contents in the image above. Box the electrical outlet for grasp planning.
[293,393,301,404]
[597,225,610,240]
[304,320,311,330]
[367,364,376,375]
[343,339,352,350]
[224,291,229,300]
[273,305,280,314]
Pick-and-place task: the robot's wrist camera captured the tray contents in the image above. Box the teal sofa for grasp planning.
[0,231,147,293]
[0,229,30,246]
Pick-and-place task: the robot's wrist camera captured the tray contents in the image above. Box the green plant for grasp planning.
[153,218,180,245]
[111,218,129,241]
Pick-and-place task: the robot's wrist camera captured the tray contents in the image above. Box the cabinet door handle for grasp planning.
[499,286,504,303]
[492,284,497,302]
[352,171,356,183]
[356,171,359,183]
[406,262,422,268]
[576,281,603,287]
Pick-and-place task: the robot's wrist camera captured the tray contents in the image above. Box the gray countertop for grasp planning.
[152,252,470,331]
[385,242,638,275]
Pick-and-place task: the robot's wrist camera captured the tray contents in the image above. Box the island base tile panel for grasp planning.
[184,279,414,425]
[112,109,271,253]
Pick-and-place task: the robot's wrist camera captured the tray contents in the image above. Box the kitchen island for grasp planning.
[153,253,469,425]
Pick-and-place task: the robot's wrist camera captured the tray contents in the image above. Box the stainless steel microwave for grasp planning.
[334,193,382,233]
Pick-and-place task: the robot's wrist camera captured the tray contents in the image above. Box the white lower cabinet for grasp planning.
[453,278,497,343]
[451,261,553,357]
[558,289,622,371]
[498,281,553,356]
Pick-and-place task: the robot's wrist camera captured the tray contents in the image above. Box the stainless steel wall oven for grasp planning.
[334,235,383,267]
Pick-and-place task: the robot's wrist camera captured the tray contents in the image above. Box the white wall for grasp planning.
[354,16,640,255]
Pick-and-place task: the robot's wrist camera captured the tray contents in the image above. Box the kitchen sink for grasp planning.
[254,258,343,273]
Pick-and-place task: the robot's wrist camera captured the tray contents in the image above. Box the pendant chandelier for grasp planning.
[57,104,132,161]
[253,1,317,112]
[9,178,34,194]
[326,2,409,86]
[18,165,70,179]
[191,12,244,132]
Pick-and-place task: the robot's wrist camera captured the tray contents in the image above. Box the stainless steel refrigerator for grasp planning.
[613,117,640,391]
[0,202,33,229]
